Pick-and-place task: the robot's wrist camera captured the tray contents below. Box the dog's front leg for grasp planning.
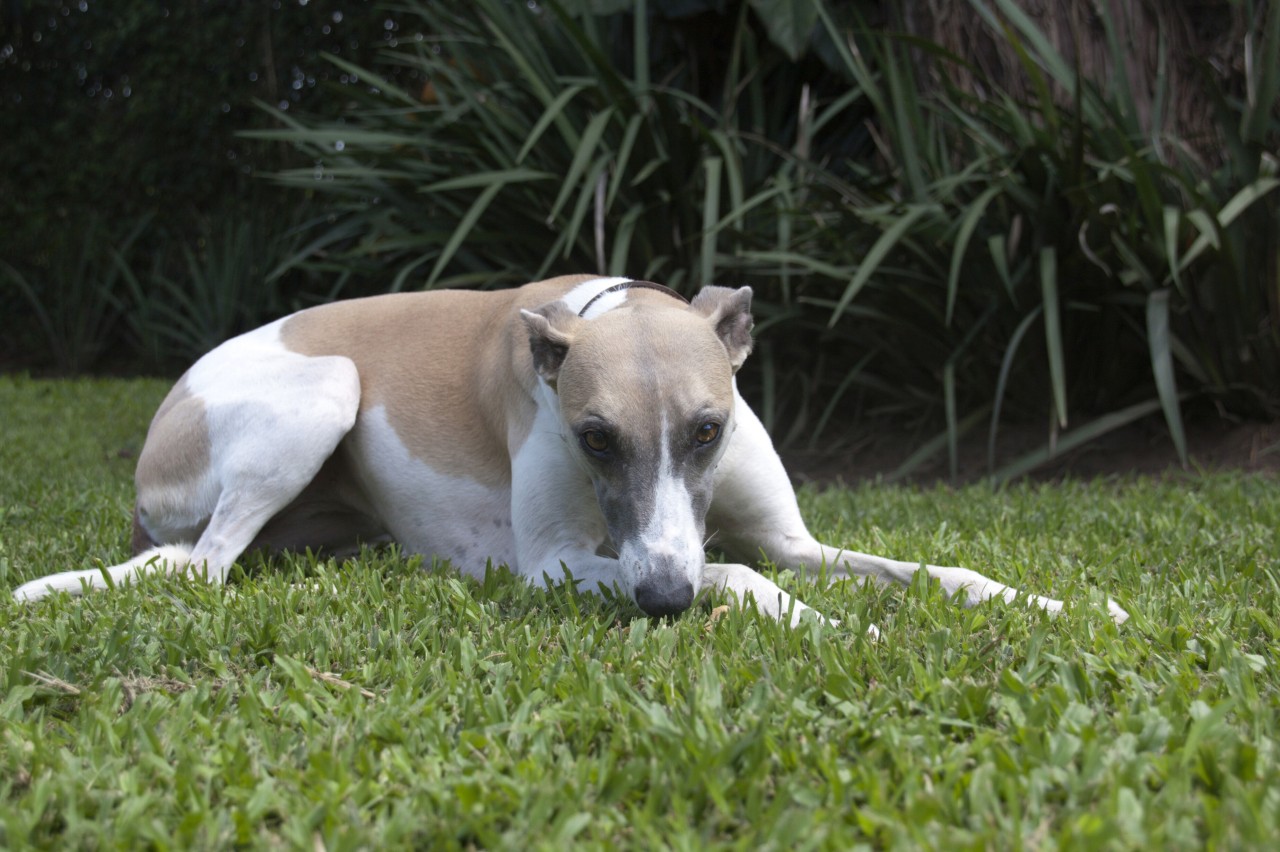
[508,417,634,602]
[709,389,1129,624]
[700,563,839,629]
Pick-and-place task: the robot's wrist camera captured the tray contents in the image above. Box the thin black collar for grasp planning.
[577,280,689,318]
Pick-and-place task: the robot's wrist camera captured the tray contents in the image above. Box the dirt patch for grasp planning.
[782,417,1280,487]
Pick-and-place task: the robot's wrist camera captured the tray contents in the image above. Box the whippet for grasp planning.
[12,276,1129,627]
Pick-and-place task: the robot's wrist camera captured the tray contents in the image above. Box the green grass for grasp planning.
[2,375,1278,848]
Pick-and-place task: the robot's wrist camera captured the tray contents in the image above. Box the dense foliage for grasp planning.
[0,0,422,368]
[2,0,1277,474]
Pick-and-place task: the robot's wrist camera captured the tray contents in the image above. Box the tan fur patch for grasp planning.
[135,376,213,502]
[556,301,735,430]
[280,275,601,486]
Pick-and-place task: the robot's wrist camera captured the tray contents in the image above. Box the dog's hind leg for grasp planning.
[709,391,1129,624]
[13,345,362,603]
[11,545,197,601]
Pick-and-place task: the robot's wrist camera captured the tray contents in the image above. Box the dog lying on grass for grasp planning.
[13,275,1129,628]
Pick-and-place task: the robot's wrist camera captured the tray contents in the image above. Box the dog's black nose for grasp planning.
[634,577,695,617]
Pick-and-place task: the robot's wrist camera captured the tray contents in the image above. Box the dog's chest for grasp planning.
[344,404,516,575]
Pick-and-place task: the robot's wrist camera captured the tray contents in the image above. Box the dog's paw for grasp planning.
[12,574,83,602]
[12,581,46,603]
[790,608,879,640]
[1106,598,1130,625]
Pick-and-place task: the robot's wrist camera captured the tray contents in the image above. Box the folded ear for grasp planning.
[690,285,754,371]
[520,302,584,385]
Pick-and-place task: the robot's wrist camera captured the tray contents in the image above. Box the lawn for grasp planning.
[1,375,1278,849]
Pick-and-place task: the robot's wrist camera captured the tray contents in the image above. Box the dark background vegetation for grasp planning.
[1,0,1276,479]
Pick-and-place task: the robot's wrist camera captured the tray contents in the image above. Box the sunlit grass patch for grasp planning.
[2,377,1278,848]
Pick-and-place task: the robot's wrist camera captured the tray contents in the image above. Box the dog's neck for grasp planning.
[576,280,688,318]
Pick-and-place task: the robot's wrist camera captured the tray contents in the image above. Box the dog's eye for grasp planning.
[694,422,721,445]
[581,430,610,454]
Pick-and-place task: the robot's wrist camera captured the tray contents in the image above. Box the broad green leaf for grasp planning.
[1174,178,1280,277]
[882,40,927,199]
[983,0,1074,94]
[560,154,612,261]
[319,51,419,106]
[944,361,958,481]
[1146,289,1188,466]
[988,234,1014,300]
[423,168,556,193]
[547,107,615,225]
[701,157,723,286]
[748,0,820,61]
[515,84,590,164]
[1040,246,1068,429]
[708,131,745,232]
[426,181,506,286]
[829,205,938,328]
[947,185,1003,326]
[1241,0,1280,144]
[633,0,650,92]
[890,408,987,482]
[742,250,852,281]
[607,113,644,208]
[608,204,644,275]
[810,350,876,448]
[991,399,1164,483]
[709,185,790,237]
[1162,205,1183,293]
[988,306,1044,470]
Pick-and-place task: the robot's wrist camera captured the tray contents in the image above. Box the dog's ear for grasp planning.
[690,285,754,371]
[520,302,583,385]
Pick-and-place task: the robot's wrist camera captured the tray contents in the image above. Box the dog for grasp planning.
[12,275,1128,628]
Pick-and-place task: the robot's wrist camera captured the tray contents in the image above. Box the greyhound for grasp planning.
[12,276,1129,627]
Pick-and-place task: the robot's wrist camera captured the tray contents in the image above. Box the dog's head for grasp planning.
[521,285,753,617]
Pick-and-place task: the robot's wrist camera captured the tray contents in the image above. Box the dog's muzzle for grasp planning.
[633,574,695,617]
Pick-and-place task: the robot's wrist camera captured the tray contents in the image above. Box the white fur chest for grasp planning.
[344,404,516,576]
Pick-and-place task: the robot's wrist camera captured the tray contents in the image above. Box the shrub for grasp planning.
[4,0,1274,478]
[0,215,147,374]
[260,0,1278,477]
[808,0,1280,476]
[0,0,424,371]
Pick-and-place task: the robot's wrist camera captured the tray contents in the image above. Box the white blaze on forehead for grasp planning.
[559,276,632,319]
[620,414,705,581]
